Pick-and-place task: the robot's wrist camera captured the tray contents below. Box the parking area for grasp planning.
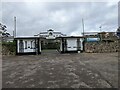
[2,51,118,88]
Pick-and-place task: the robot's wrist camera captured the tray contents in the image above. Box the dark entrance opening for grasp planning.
[19,40,24,53]
[41,39,60,54]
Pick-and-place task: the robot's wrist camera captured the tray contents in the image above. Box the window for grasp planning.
[25,41,27,49]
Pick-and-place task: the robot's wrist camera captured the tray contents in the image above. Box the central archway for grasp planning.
[41,38,61,54]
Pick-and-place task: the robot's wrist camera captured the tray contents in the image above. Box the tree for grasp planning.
[0,23,7,33]
[0,23,10,37]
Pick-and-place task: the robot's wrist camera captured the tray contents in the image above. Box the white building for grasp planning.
[35,29,66,39]
[15,30,85,55]
[57,36,84,53]
[15,37,41,55]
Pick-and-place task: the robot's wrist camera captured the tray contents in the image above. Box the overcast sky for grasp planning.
[1,1,118,36]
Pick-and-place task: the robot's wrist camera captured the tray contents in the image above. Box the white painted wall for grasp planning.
[59,38,84,52]
[39,40,41,52]
[24,40,35,52]
[67,38,77,51]
[17,38,84,53]
[17,39,36,53]
[80,38,83,51]
[40,32,64,38]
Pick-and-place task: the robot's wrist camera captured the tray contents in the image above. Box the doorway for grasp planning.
[41,39,61,54]
[19,40,24,53]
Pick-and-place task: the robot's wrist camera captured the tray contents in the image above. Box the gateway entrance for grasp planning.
[14,29,85,55]
[41,39,61,54]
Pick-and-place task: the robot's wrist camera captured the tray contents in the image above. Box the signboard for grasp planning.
[86,38,100,42]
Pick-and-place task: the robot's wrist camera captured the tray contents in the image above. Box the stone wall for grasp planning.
[85,40,119,53]
[1,40,119,55]
[2,42,16,55]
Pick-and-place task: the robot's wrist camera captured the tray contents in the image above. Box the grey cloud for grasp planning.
[2,2,118,36]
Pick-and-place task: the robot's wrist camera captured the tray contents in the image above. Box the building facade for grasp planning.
[34,29,66,39]
[15,37,42,55]
[15,30,85,55]
[57,36,84,53]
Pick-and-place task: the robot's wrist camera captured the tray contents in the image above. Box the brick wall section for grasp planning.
[85,40,119,53]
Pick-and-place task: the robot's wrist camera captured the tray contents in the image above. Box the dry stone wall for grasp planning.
[85,40,119,53]
[2,42,16,55]
[2,45,15,55]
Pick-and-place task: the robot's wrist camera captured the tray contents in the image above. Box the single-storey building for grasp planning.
[14,37,41,55]
[14,30,85,55]
[57,36,85,53]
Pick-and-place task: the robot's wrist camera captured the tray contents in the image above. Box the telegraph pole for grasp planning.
[99,26,102,41]
[82,18,85,52]
[82,18,85,36]
[14,16,16,38]
[99,26,102,32]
